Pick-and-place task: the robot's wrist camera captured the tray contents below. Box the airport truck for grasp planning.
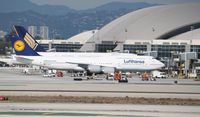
[188,67,200,79]
[152,70,167,78]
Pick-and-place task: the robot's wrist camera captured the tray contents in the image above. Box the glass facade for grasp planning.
[40,44,49,51]
[39,42,200,60]
[40,44,82,52]
[123,44,147,53]
[191,45,200,59]
[151,45,185,58]
[52,44,82,52]
[95,44,117,52]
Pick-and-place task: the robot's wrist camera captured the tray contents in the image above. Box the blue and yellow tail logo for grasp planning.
[12,25,45,52]
[10,25,44,56]
[14,40,25,51]
[10,36,40,56]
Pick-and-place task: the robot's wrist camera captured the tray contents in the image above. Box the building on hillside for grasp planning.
[40,26,49,39]
[28,26,37,38]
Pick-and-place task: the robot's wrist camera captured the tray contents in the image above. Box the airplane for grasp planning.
[10,25,165,74]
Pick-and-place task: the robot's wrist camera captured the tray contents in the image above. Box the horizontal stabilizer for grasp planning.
[15,56,33,64]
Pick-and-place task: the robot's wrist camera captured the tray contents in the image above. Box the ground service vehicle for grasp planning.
[152,70,167,78]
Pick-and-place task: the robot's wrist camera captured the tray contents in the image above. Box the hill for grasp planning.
[0,0,157,38]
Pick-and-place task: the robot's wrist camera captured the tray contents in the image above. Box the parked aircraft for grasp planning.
[10,25,165,74]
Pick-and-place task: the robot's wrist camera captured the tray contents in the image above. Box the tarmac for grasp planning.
[0,69,200,99]
[0,67,200,117]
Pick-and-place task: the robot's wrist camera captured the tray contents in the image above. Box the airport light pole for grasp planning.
[184,52,190,78]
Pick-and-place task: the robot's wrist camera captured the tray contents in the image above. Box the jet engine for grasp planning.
[101,67,115,73]
[87,65,101,73]
[87,65,115,73]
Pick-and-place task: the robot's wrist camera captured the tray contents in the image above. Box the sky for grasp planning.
[31,0,200,10]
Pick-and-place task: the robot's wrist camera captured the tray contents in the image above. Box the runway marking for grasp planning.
[0,89,199,95]
[0,111,145,116]
[0,84,26,86]
[43,112,55,115]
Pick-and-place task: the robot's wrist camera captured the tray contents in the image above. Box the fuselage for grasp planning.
[16,52,165,71]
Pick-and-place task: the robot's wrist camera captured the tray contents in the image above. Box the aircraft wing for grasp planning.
[15,56,33,64]
[64,61,115,74]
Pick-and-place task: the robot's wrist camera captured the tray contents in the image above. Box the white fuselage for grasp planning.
[15,52,165,72]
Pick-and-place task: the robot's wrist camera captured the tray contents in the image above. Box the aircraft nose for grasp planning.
[158,61,165,68]
[153,59,165,69]
[161,62,165,68]
[150,59,165,70]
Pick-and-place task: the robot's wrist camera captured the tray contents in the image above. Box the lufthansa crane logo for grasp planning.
[14,40,25,51]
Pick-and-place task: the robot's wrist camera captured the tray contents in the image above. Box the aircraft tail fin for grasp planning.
[10,34,40,56]
[12,25,45,52]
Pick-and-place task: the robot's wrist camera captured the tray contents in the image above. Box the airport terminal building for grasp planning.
[38,3,200,59]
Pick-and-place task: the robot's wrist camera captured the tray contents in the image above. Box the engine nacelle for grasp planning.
[87,65,101,73]
[101,67,115,73]
[87,65,115,73]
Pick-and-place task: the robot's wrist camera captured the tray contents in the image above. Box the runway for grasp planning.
[0,103,200,117]
[0,70,200,99]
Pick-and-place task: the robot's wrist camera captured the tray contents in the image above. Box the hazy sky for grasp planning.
[31,0,200,10]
